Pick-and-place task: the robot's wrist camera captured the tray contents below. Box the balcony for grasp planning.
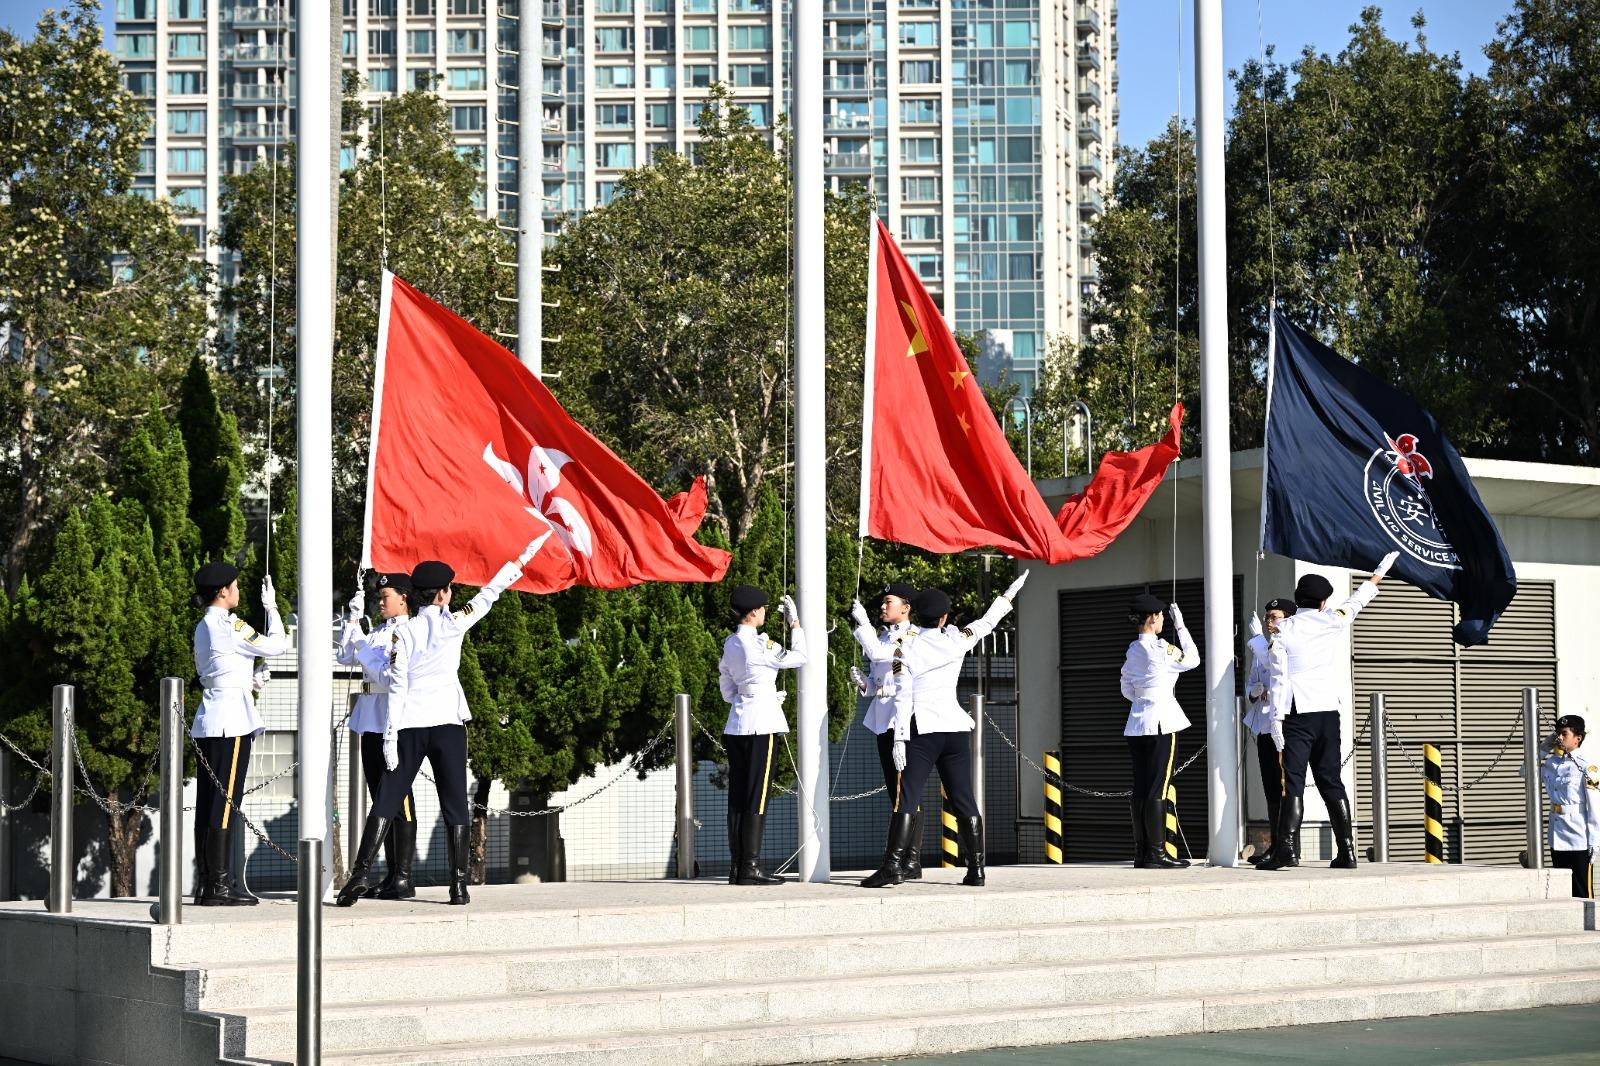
[1078,222,1094,248]
[823,36,869,53]
[229,83,289,102]
[824,74,868,93]
[1076,77,1101,108]
[827,149,872,170]
[823,113,871,131]
[1075,1,1101,35]
[1076,148,1102,179]
[824,0,867,12]
[541,40,562,60]
[223,121,286,141]
[227,43,289,63]
[1078,113,1101,143]
[1078,186,1104,217]
[1077,44,1100,70]
[225,6,282,25]
[541,0,562,22]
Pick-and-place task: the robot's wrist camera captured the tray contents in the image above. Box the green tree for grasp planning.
[176,355,247,562]
[0,0,209,591]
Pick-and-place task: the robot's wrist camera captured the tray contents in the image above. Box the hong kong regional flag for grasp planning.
[859,217,1181,564]
[362,272,731,590]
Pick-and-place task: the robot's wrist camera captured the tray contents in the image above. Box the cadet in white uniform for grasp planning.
[191,562,289,906]
[1258,554,1395,871]
[1540,714,1599,898]
[718,584,806,886]
[339,534,546,907]
[848,582,923,878]
[335,571,417,900]
[1243,597,1295,864]
[1121,592,1200,870]
[852,573,1026,888]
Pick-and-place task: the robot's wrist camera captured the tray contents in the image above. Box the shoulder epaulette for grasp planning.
[960,626,975,640]
[1165,643,1181,658]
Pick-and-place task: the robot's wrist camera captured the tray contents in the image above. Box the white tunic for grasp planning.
[1120,627,1199,736]
[336,615,406,735]
[1265,581,1379,721]
[854,621,915,735]
[384,563,519,735]
[191,605,289,738]
[860,596,1011,741]
[1541,744,1600,853]
[1243,633,1273,737]
[719,624,808,735]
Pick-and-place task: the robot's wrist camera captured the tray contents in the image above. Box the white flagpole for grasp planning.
[857,217,882,538]
[1195,0,1241,867]
[793,0,830,881]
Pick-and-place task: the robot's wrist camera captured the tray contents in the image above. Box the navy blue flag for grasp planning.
[1261,311,1515,646]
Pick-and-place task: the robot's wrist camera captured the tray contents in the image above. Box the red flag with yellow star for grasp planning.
[858,217,1182,564]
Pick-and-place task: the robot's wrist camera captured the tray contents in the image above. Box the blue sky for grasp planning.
[2,0,1513,152]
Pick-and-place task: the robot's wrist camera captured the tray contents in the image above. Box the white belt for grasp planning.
[203,684,248,692]
[361,682,389,695]
[736,684,777,697]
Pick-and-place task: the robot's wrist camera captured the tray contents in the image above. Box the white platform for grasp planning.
[1,864,1595,1066]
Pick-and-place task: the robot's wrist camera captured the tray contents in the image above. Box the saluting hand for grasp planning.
[1372,550,1399,582]
[1003,569,1030,601]
[517,530,552,568]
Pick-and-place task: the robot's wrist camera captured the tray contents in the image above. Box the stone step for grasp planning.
[156,865,1557,969]
[224,932,1600,1059]
[294,967,1600,1066]
[193,896,1585,1010]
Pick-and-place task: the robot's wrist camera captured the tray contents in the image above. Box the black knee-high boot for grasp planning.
[376,818,417,899]
[735,813,783,886]
[199,827,258,906]
[447,824,472,905]
[1250,794,1281,865]
[1140,798,1187,869]
[1258,796,1302,871]
[1328,796,1358,869]
[861,812,915,888]
[337,814,391,907]
[903,809,924,880]
[958,815,986,887]
[1130,799,1148,868]
[726,811,743,885]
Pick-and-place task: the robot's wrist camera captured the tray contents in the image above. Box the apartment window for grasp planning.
[167,108,206,135]
[684,101,710,127]
[596,103,634,130]
[448,0,482,14]
[450,105,485,131]
[730,63,770,88]
[594,27,632,53]
[1006,135,1036,163]
[131,184,156,201]
[683,25,716,51]
[684,63,716,88]
[1006,214,1036,241]
[595,65,635,89]
[122,71,156,96]
[170,187,206,214]
[954,21,994,48]
[1004,97,1040,125]
[115,33,155,59]
[369,68,396,91]
[1004,60,1036,86]
[116,0,156,17]
[744,101,770,127]
[342,30,357,56]
[407,68,434,90]
[900,61,938,85]
[682,0,714,11]
[1006,176,1034,202]
[447,29,484,54]
[136,148,156,172]
[597,181,618,206]
[167,0,202,17]
[902,176,939,203]
[598,142,634,169]
[900,98,939,125]
[900,136,939,164]
[1009,252,1039,279]
[644,26,673,52]
[596,0,632,10]
[645,103,673,129]
[369,0,396,12]
[167,71,204,95]
[728,24,770,50]
[1003,20,1037,48]
[447,67,485,90]
[408,0,433,13]
[646,66,673,88]
[167,147,206,173]
[407,30,435,54]
[368,30,395,55]
[171,33,207,58]
[901,215,940,242]
[898,22,938,47]
[729,0,769,9]
[908,254,941,281]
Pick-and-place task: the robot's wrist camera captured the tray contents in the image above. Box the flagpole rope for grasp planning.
[1255,0,1277,302]
[1169,0,1184,603]
[261,0,289,573]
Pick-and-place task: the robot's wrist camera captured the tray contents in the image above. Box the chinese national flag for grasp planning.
[859,217,1181,564]
[363,272,731,591]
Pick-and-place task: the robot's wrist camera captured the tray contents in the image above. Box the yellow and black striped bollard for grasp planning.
[1043,751,1064,864]
[940,785,959,868]
[1423,743,1445,863]
[1163,783,1180,860]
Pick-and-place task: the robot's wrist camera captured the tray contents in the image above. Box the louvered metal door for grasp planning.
[1353,581,1556,865]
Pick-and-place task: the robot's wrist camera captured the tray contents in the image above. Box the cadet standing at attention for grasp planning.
[1540,714,1598,898]
[339,532,548,907]
[848,582,923,879]
[1121,592,1199,870]
[191,562,289,906]
[1257,553,1396,872]
[335,571,418,900]
[1243,597,1295,864]
[718,584,806,886]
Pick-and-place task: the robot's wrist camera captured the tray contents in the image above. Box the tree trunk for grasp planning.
[106,805,144,898]
[4,369,41,595]
[469,777,492,885]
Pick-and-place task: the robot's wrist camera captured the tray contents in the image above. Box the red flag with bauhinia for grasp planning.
[362,272,731,590]
[858,217,1182,564]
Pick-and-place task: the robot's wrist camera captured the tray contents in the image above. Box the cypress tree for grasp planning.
[177,355,246,562]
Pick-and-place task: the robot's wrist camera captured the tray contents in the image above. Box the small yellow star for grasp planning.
[900,300,928,359]
[957,411,971,435]
[949,369,971,390]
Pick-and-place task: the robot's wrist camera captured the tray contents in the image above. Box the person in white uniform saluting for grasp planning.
[1121,592,1200,870]
[339,533,548,907]
[1540,713,1599,899]
[1257,553,1396,872]
[335,570,418,900]
[718,584,806,886]
[1243,597,1295,864]
[852,572,1027,889]
[848,582,924,879]
[191,561,289,906]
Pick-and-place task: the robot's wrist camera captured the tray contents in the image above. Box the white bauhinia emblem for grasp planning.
[483,442,595,557]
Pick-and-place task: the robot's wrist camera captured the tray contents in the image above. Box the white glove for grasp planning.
[516,530,552,568]
[777,594,798,628]
[382,731,399,771]
[1003,569,1030,601]
[345,590,364,622]
[1247,613,1263,638]
[251,661,270,695]
[1270,718,1285,753]
[850,600,871,628]
[1168,603,1185,629]
[261,575,276,609]
[777,688,788,706]
[1248,683,1265,703]
[1374,551,1399,578]
[892,739,907,773]
[848,665,871,696]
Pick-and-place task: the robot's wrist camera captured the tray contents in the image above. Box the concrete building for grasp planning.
[111,0,1118,391]
[1013,452,1600,866]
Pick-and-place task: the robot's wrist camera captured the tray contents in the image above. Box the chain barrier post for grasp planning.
[1423,743,1445,863]
[1369,693,1388,864]
[48,685,74,914]
[1522,687,1544,870]
[940,785,958,867]
[0,745,11,902]
[969,693,986,832]
[158,678,184,925]
[346,693,364,875]
[1163,784,1180,860]
[1043,751,1064,863]
[674,693,694,880]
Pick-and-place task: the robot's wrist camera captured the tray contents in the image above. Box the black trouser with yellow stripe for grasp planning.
[725,733,779,815]
[1551,849,1595,899]
[1126,730,1178,804]
[194,734,253,832]
[359,731,416,826]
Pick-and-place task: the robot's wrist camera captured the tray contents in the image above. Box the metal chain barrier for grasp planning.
[69,726,163,818]
[692,720,888,803]
[1380,709,1523,796]
[0,731,50,812]
[981,706,1205,799]
[1339,712,1371,771]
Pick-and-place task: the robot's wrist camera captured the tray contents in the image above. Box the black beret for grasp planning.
[411,560,455,588]
[1129,592,1167,617]
[729,584,767,616]
[912,588,950,619]
[1294,574,1335,608]
[1555,714,1586,736]
[375,571,413,593]
[1263,597,1297,616]
[882,582,916,603]
[194,561,239,590]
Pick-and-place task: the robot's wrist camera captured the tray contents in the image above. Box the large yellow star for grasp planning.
[957,411,971,435]
[900,300,928,359]
[949,369,971,390]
